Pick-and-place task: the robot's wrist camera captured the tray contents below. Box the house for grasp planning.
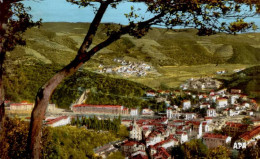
[130,120,142,141]
[131,150,148,159]
[94,143,117,158]
[207,108,216,117]
[142,109,154,116]
[10,101,34,111]
[231,89,242,94]
[47,104,56,112]
[121,140,146,157]
[182,100,191,110]
[45,116,71,127]
[130,108,139,116]
[202,133,232,149]
[235,126,260,148]
[166,108,181,119]
[151,147,171,159]
[223,122,250,136]
[146,91,156,97]
[216,98,228,108]
[184,113,196,120]
[175,131,188,144]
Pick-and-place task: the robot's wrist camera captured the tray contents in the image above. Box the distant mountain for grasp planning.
[7,22,260,68]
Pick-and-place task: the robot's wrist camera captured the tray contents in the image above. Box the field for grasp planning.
[107,64,256,89]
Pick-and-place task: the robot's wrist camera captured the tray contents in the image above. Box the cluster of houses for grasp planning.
[98,59,153,77]
[5,86,260,159]
[91,88,260,158]
[180,77,221,90]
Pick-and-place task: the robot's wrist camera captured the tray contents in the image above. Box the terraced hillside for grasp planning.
[7,22,260,67]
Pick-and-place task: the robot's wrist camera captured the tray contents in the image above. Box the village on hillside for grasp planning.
[96,58,156,77]
[5,83,260,159]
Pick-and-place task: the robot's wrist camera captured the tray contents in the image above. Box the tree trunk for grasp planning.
[27,56,85,158]
[0,50,5,132]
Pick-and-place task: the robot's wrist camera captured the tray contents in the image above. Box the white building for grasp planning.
[182,100,191,110]
[175,131,188,144]
[184,113,196,120]
[45,116,71,127]
[10,101,34,111]
[166,108,181,119]
[130,108,139,116]
[216,98,228,108]
[207,108,216,117]
[142,109,154,116]
[129,120,142,141]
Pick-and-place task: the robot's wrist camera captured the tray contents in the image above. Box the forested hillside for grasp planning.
[3,63,151,108]
[220,65,260,99]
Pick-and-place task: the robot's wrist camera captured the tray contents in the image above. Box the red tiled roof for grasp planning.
[153,147,170,159]
[10,102,34,106]
[73,104,122,108]
[240,126,260,141]
[217,98,228,101]
[132,154,148,159]
[122,140,144,147]
[203,133,229,139]
[226,122,248,128]
[46,116,69,125]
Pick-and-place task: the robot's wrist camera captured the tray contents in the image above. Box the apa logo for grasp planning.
[233,142,246,149]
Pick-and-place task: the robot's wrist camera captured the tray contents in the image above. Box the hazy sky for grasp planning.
[23,0,260,31]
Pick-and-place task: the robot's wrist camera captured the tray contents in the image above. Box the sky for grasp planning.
[23,0,260,31]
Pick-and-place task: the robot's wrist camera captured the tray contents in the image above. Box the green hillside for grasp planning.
[8,22,260,67]
[220,65,260,99]
[4,22,260,106]
[3,63,151,109]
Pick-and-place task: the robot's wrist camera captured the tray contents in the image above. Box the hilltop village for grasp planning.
[5,84,260,159]
[97,58,156,77]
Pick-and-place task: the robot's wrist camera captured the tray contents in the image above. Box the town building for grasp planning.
[71,104,129,115]
[182,100,191,110]
[9,101,34,112]
[216,98,228,108]
[236,126,260,147]
[129,120,142,141]
[202,133,232,149]
[142,109,154,116]
[45,116,71,127]
[121,140,146,157]
[223,122,250,136]
[130,108,139,116]
[207,108,217,117]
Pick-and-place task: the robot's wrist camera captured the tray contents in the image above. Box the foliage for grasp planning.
[181,139,208,159]
[0,117,119,159]
[241,116,253,125]
[207,146,230,159]
[43,126,119,159]
[220,65,260,99]
[107,151,124,159]
[71,116,121,133]
[238,140,260,159]
[3,63,61,102]
[52,69,150,108]
[3,62,150,108]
